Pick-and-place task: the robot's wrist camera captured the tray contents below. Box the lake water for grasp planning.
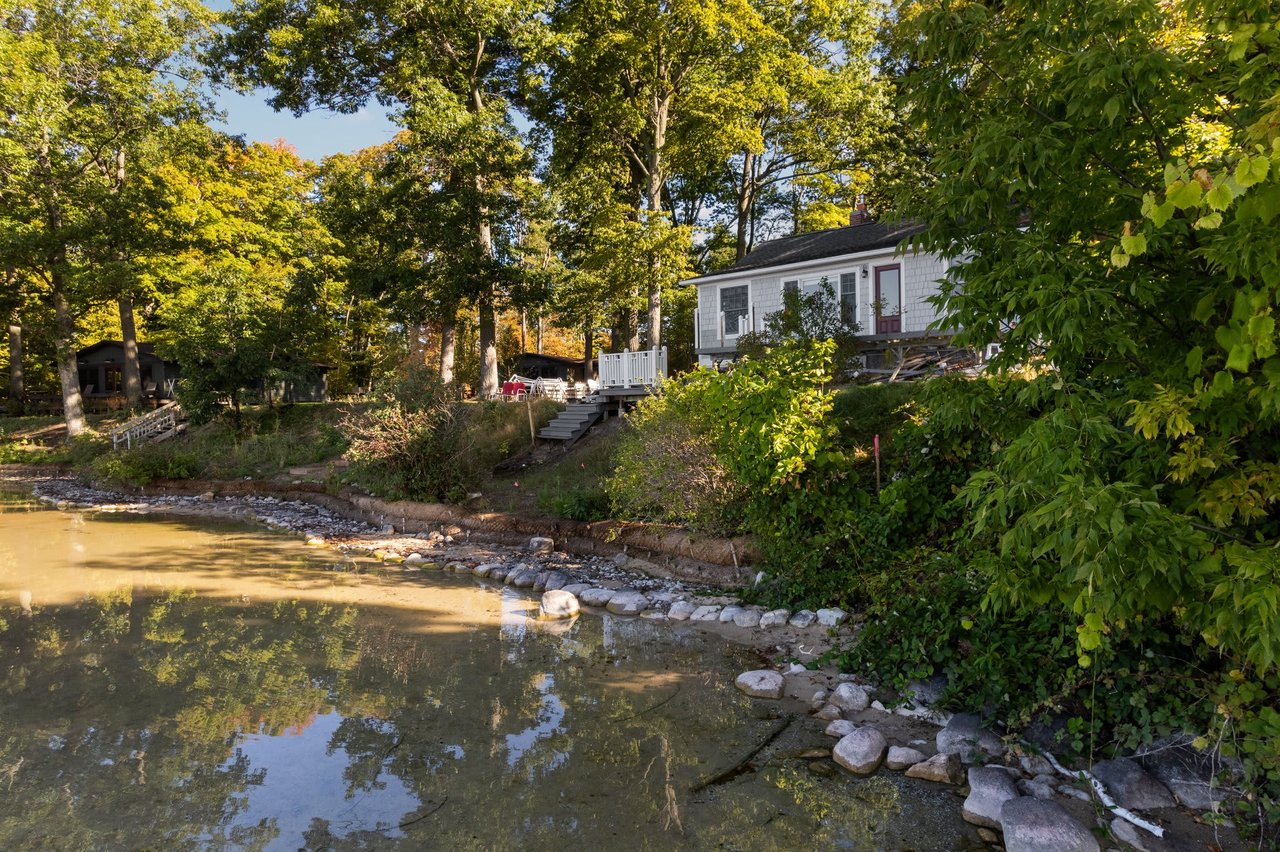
[0,483,973,850]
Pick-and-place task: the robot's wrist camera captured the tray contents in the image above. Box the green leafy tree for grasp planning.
[215,0,539,399]
[887,0,1280,671]
[0,0,209,435]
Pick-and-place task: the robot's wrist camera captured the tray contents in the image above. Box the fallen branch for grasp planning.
[398,796,448,830]
[690,716,793,793]
[618,685,682,722]
[1038,748,1165,838]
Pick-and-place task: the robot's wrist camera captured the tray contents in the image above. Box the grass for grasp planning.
[90,403,354,486]
[479,421,622,520]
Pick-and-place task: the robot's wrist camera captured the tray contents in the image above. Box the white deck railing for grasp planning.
[110,401,183,450]
[599,347,667,389]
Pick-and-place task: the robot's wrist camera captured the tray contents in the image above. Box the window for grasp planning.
[783,280,799,298]
[720,285,749,335]
[839,272,858,328]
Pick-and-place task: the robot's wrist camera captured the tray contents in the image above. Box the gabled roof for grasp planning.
[688,220,926,282]
[76,340,166,360]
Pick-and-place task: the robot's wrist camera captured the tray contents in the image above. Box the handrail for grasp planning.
[110,400,183,450]
[599,347,667,389]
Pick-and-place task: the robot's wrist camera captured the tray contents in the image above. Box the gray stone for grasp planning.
[829,682,870,713]
[1110,817,1162,851]
[833,728,888,776]
[561,583,593,596]
[905,676,947,707]
[905,752,964,785]
[732,608,762,628]
[814,704,844,721]
[1091,757,1175,811]
[539,590,580,620]
[1000,797,1099,852]
[578,588,616,607]
[1058,784,1092,802]
[735,670,784,699]
[1135,739,1230,810]
[789,609,817,628]
[612,551,630,566]
[531,571,552,592]
[473,562,500,577]
[445,561,466,572]
[870,700,889,713]
[668,600,698,621]
[759,608,790,628]
[511,569,539,589]
[1018,777,1058,801]
[404,552,424,564]
[605,591,649,616]
[543,570,572,591]
[816,607,848,627]
[689,605,722,622]
[488,566,509,582]
[886,746,928,770]
[825,719,857,738]
[937,713,1005,762]
[639,609,667,621]
[962,766,1020,828]
[1019,753,1056,778]
[529,536,554,553]
[718,605,744,623]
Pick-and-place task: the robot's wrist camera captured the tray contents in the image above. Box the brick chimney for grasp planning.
[849,194,870,226]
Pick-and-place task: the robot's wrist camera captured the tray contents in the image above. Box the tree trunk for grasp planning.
[119,295,142,407]
[536,316,543,354]
[736,150,754,261]
[52,276,86,437]
[7,320,22,416]
[475,215,499,398]
[478,295,498,399]
[439,318,456,386]
[644,93,670,349]
[583,320,594,381]
[520,310,527,354]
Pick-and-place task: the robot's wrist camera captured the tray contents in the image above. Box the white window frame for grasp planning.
[717,281,751,340]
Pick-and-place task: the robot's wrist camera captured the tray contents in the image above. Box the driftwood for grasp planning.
[1039,748,1166,838]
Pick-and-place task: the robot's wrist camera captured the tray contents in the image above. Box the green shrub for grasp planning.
[342,364,559,502]
[606,377,747,535]
[90,443,206,486]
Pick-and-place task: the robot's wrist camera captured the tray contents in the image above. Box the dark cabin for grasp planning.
[257,365,330,404]
[515,352,593,383]
[76,341,181,401]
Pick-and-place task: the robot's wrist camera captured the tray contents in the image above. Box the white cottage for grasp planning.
[686,219,957,368]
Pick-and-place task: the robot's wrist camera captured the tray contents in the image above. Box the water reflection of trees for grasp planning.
[0,585,912,849]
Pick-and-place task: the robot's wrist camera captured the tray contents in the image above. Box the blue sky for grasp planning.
[204,0,399,162]
[211,88,399,162]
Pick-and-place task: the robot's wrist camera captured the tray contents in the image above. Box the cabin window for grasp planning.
[839,272,858,328]
[720,285,749,335]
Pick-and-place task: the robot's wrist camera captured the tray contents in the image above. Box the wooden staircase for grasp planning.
[110,401,186,450]
[537,400,607,444]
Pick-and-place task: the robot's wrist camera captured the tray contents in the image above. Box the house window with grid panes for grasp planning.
[839,272,858,328]
[720,285,749,335]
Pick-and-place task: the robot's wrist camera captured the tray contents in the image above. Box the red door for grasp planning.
[874,265,901,335]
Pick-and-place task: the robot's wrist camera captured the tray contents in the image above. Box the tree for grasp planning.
[147,138,343,426]
[0,0,208,435]
[215,0,539,399]
[887,0,1280,670]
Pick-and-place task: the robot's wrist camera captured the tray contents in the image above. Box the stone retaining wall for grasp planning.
[137,478,759,588]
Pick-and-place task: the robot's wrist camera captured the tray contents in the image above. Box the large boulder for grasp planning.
[605,591,649,616]
[1135,738,1233,811]
[1091,757,1175,811]
[733,608,762,628]
[735,670,785,699]
[718,605,744,623]
[962,766,1021,828]
[1000,797,1099,852]
[578,588,616,607]
[759,609,790,628]
[825,719,858,738]
[816,608,848,627]
[543,570,572,591]
[905,752,964,785]
[829,682,871,713]
[886,746,928,771]
[689,605,722,622]
[833,728,888,776]
[539,590,580,620]
[938,713,1006,762]
[668,600,698,621]
[789,610,818,628]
